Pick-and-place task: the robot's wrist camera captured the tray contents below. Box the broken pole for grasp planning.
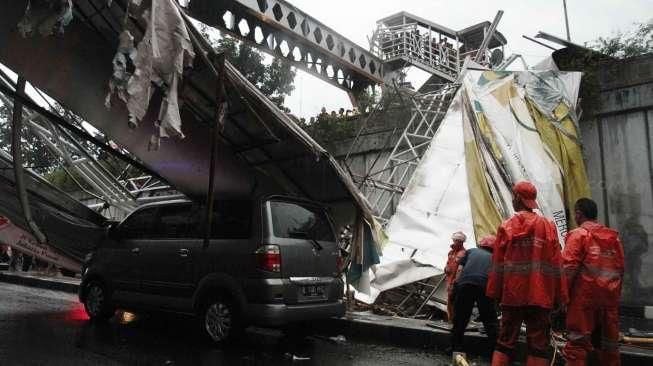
[10,76,47,243]
[204,53,226,248]
[474,10,504,63]
[563,0,571,41]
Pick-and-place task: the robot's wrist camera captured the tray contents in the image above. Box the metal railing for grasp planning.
[373,24,460,81]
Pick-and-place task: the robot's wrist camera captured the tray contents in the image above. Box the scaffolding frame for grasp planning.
[359,83,459,222]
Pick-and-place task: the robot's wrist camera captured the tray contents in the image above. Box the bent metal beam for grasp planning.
[188,0,384,102]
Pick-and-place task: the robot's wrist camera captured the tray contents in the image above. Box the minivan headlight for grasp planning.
[84,252,94,262]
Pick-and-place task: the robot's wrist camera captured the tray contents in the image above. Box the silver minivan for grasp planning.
[79,195,345,344]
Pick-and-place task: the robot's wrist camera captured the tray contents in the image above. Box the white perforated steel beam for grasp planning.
[189,0,384,97]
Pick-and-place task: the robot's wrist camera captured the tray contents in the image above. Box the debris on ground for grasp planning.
[351,276,447,320]
[328,335,347,345]
[453,352,469,366]
[283,353,311,362]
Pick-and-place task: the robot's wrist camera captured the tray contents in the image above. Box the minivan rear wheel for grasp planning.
[84,281,114,321]
[199,296,241,345]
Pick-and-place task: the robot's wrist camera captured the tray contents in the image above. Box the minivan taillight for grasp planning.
[255,245,281,273]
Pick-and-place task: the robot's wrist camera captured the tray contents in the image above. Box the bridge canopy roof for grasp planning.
[0,0,377,224]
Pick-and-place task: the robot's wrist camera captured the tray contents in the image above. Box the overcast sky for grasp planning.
[283,0,652,118]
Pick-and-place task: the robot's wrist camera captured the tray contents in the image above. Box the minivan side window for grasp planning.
[119,207,158,239]
[269,201,335,241]
[154,204,193,239]
[187,200,251,239]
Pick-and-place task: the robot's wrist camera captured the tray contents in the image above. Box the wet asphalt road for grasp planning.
[0,282,492,366]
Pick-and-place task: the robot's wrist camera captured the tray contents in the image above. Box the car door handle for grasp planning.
[131,247,140,255]
[178,248,190,258]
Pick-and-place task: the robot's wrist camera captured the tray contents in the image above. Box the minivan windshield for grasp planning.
[269,201,335,242]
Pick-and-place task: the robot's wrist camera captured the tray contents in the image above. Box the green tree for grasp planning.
[355,88,379,115]
[199,26,296,110]
[589,22,652,58]
[0,102,59,174]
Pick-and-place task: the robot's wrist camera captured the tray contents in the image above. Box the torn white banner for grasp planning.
[17,0,73,37]
[355,90,475,304]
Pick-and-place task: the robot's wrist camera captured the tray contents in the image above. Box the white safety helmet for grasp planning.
[451,231,467,242]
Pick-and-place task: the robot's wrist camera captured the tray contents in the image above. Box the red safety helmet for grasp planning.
[513,181,539,209]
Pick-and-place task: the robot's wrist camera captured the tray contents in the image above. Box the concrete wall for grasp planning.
[324,107,407,216]
[580,54,653,305]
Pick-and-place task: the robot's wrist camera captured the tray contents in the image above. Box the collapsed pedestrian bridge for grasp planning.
[0,0,385,270]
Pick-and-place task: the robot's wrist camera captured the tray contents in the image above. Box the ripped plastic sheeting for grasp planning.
[17,0,72,37]
[521,70,582,119]
[109,0,195,150]
[468,71,568,242]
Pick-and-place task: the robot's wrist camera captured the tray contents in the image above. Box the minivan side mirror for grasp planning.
[107,222,121,240]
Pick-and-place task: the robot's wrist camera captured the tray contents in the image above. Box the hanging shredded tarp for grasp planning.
[105,0,195,150]
[356,68,590,304]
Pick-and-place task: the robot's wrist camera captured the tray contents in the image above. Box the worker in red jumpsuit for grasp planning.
[445,231,467,322]
[562,198,624,366]
[487,181,567,366]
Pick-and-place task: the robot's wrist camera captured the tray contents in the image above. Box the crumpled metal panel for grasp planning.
[0,152,106,266]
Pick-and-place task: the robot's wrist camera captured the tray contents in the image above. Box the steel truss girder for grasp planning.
[0,88,175,218]
[19,109,135,212]
[188,0,384,97]
[364,83,459,222]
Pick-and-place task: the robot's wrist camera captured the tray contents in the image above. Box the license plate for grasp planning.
[300,285,325,298]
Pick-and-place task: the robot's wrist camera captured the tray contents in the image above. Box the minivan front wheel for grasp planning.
[200,296,241,344]
[84,282,114,321]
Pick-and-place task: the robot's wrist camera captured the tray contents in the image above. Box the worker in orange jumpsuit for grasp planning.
[487,181,567,366]
[562,198,624,366]
[445,231,467,322]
